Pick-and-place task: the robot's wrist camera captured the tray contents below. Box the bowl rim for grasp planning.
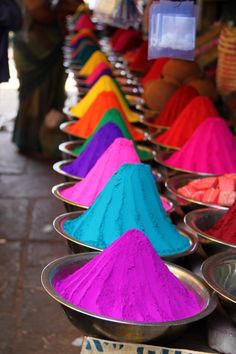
[201,250,236,304]
[166,173,229,210]
[184,208,236,248]
[58,138,154,162]
[52,182,177,214]
[155,151,218,176]
[41,252,217,326]
[53,160,83,181]
[60,120,145,142]
[52,210,199,259]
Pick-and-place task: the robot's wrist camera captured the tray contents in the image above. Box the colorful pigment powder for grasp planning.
[67,92,144,140]
[153,85,199,128]
[73,14,95,30]
[61,138,140,206]
[142,58,169,84]
[72,43,99,65]
[63,163,190,256]
[69,75,139,122]
[208,200,236,244]
[156,96,219,148]
[165,117,236,174]
[112,28,142,53]
[85,62,113,86]
[62,122,124,178]
[79,50,110,76]
[53,229,202,322]
[70,108,150,160]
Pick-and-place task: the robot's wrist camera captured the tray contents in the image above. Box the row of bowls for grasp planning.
[42,31,236,345]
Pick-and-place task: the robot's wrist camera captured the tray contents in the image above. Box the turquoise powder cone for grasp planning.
[63,163,190,256]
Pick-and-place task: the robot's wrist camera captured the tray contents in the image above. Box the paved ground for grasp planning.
[0,129,84,354]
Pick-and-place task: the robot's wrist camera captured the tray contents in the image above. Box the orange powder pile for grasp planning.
[153,85,199,128]
[66,91,144,140]
[155,96,219,148]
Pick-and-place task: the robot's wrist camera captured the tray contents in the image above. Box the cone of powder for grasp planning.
[79,51,110,76]
[165,117,236,174]
[67,95,143,140]
[87,68,114,88]
[207,200,236,244]
[69,78,140,122]
[71,108,149,160]
[71,38,97,60]
[152,85,199,128]
[62,122,124,178]
[70,30,97,49]
[68,4,89,27]
[69,75,131,116]
[112,29,142,53]
[53,229,202,322]
[126,40,150,73]
[142,58,169,84]
[73,14,95,30]
[155,96,219,148]
[71,43,99,66]
[85,62,113,85]
[61,138,140,206]
[63,163,190,256]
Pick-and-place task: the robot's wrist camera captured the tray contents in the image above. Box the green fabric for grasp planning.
[71,108,152,160]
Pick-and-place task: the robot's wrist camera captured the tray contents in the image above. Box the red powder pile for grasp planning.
[142,58,169,85]
[66,91,144,140]
[126,40,151,73]
[111,29,142,53]
[155,96,219,148]
[153,85,199,128]
[208,200,236,244]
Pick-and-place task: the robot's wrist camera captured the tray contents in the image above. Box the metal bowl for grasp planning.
[154,151,217,176]
[166,174,229,211]
[58,140,84,159]
[41,252,216,343]
[184,208,235,257]
[202,250,236,323]
[53,160,83,182]
[53,211,198,260]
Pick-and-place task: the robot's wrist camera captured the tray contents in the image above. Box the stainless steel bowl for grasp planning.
[185,208,236,253]
[51,182,87,212]
[166,174,229,210]
[155,151,217,176]
[53,160,83,181]
[58,140,84,159]
[53,211,198,260]
[202,250,236,323]
[41,252,217,343]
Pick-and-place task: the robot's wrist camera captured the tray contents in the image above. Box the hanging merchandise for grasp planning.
[148,0,197,61]
[93,0,141,29]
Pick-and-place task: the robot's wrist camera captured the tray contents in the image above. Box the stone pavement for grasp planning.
[0,130,83,354]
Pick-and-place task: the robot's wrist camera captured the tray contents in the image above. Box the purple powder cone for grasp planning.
[62,122,124,178]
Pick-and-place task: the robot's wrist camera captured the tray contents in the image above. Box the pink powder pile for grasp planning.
[60,138,140,206]
[53,229,202,322]
[165,117,236,174]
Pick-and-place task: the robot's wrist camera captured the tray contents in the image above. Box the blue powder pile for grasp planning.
[63,163,190,256]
